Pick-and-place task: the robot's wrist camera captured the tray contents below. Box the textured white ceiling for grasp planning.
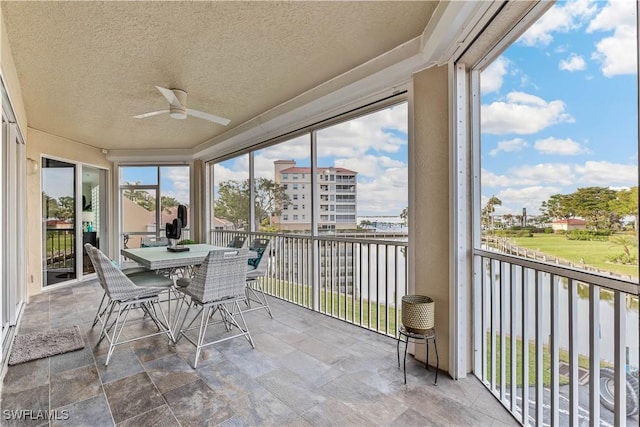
[2,1,438,151]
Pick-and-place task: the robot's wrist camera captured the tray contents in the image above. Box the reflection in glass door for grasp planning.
[42,158,76,286]
[81,166,106,275]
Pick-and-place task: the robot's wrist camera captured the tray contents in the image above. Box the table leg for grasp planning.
[397,334,401,368]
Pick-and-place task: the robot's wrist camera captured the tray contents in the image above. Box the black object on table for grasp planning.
[397,325,439,385]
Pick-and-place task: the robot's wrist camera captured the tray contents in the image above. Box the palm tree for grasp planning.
[481,196,502,231]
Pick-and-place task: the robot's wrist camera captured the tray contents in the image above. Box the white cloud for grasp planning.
[574,160,637,186]
[481,56,509,94]
[587,0,636,31]
[162,166,190,204]
[482,160,638,213]
[334,155,405,178]
[317,103,407,157]
[519,0,598,46]
[559,53,587,71]
[533,137,590,155]
[212,162,249,185]
[510,163,577,186]
[489,138,528,156]
[587,0,637,76]
[481,169,513,187]
[483,163,576,187]
[494,185,563,215]
[356,166,408,216]
[481,92,574,135]
[254,135,310,180]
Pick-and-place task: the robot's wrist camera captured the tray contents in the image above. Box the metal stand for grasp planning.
[397,325,438,385]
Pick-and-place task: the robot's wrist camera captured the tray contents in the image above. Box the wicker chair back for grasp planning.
[89,246,159,301]
[187,248,249,303]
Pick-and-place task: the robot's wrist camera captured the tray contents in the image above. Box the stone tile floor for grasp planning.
[1,281,517,426]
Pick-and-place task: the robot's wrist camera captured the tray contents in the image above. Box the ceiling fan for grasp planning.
[133,86,231,126]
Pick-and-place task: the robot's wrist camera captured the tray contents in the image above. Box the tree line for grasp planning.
[214,178,289,230]
[539,186,637,231]
[43,180,186,222]
[482,186,638,232]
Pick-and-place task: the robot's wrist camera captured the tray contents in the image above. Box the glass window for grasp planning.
[283,215,288,221]
[317,103,408,235]
[120,165,191,250]
[212,154,250,232]
[254,134,310,232]
[479,2,638,283]
[293,214,299,220]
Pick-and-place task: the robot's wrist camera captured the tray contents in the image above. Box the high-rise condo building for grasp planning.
[273,160,357,232]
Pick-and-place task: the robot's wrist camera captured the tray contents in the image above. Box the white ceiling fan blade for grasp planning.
[133,110,170,119]
[186,109,231,126]
[155,86,182,107]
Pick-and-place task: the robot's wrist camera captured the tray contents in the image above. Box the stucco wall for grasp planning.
[26,128,112,297]
[410,65,451,372]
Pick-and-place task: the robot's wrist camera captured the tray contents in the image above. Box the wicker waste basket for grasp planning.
[401,295,435,334]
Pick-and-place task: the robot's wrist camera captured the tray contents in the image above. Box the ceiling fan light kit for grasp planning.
[134,86,230,125]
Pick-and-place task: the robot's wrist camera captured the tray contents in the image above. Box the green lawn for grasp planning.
[486,333,596,387]
[511,234,638,278]
[261,279,399,335]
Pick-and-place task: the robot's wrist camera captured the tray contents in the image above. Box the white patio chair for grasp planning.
[85,244,174,365]
[243,238,273,318]
[85,243,164,329]
[227,235,248,248]
[174,248,252,368]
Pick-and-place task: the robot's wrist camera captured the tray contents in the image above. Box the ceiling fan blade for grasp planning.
[186,109,231,126]
[155,86,182,108]
[133,110,170,119]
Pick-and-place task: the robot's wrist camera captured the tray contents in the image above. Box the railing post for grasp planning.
[614,291,627,426]
[589,284,601,427]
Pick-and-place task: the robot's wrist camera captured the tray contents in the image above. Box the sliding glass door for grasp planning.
[42,159,107,286]
[42,158,77,286]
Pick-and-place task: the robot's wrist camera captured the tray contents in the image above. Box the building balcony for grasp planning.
[1,280,515,426]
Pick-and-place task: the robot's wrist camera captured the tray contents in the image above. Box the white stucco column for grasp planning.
[409,64,451,373]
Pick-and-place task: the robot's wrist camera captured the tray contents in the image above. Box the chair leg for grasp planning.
[244,280,273,318]
[193,305,213,369]
[91,292,107,328]
[105,304,133,366]
[97,300,117,346]
[176,300,203,343]
[213,301,254,349]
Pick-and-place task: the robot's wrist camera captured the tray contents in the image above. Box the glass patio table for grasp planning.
[121,244,256,270]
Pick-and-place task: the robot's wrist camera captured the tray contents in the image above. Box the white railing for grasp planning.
[474,249,639,426]
[211,230,408,337]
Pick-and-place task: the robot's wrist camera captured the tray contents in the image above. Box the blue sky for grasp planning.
[481,0,638,215]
